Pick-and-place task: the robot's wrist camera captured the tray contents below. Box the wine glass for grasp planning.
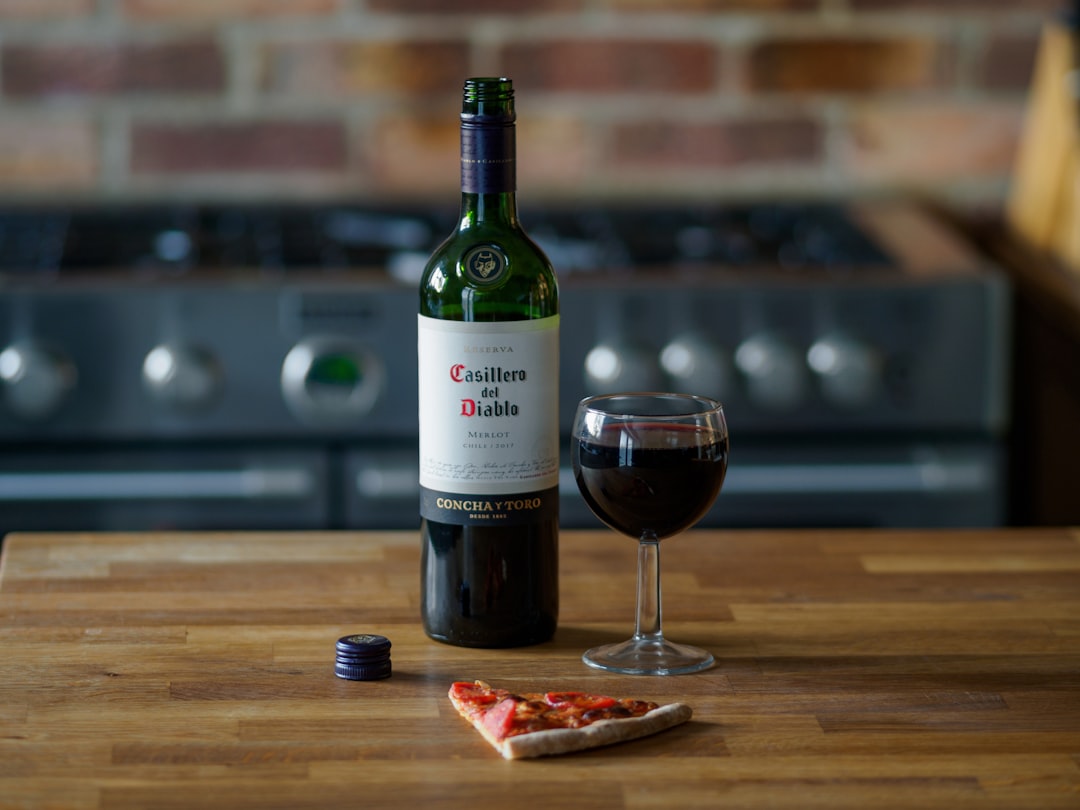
[571,392,729,675]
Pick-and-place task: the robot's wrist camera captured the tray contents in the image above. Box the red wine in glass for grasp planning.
[571,393,728,675]
[576,426,727,540]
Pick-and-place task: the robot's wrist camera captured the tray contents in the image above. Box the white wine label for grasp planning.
[418,315,560,516]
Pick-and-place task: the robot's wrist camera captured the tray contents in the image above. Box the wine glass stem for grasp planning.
[634,536,663,642]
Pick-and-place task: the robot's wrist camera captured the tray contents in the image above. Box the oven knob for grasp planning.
[807,333,882,408]
[660,336,731,398]
[281,337,384,425]
[584,342,662,394]
[0,341,77,421]
[734,333,807,410]
[142,344,223,411]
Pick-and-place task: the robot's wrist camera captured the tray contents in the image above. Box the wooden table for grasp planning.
[1,528,1078,809]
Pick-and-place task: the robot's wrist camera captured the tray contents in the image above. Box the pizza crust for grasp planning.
[500,701,692,759]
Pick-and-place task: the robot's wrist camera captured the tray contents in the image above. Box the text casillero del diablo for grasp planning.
[451,363,524,417]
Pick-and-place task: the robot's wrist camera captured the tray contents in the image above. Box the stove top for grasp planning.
[0,200,1011,533]
[0,202,894,280]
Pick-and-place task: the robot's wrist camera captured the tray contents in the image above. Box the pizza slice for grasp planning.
[448,680,692,760]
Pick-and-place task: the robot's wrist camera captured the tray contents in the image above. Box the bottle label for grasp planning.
[418,314,560,526]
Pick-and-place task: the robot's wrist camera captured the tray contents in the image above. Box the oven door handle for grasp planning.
[0,468,317,502]
[558,451,993,498]
[718,457,992,496]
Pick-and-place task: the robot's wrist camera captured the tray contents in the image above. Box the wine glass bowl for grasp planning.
[571,392,728,675]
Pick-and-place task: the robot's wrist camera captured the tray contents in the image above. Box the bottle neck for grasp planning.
[459,92,516,229]
[459,191,519,230]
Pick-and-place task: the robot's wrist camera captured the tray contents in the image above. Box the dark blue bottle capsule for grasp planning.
[335,633,392,681]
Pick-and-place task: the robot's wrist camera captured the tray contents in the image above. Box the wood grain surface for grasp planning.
[1,528,1078,809]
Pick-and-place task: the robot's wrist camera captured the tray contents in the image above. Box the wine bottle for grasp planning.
[417,77,560,647]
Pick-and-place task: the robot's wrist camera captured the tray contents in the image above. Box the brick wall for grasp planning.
[0,0,1048,207]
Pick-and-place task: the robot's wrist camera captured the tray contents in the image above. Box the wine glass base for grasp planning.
[582,637,714,676]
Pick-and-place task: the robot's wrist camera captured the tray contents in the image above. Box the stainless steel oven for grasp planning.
[0,201,1010,534]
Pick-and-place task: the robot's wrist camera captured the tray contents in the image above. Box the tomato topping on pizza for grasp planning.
[480,698,516,740]
[544,691,617,712]
[449,680,501,708]
[447,680,692,760]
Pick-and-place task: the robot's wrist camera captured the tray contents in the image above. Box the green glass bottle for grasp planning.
[417,77,559,647]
